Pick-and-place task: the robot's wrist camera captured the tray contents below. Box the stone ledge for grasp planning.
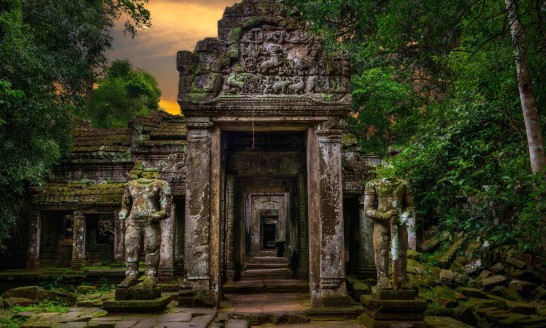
[102,295,171,313]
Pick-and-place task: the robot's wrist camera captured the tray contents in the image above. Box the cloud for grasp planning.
[108,0,238,103]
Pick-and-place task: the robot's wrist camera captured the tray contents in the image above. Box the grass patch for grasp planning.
[11,300,70,314]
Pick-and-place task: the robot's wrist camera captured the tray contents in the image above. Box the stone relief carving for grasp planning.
[220,26,348,96]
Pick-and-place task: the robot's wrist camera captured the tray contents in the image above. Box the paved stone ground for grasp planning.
[12,292,471,327]
[221,293,311,313]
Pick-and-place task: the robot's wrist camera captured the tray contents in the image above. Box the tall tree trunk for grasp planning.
[504,0,546,173]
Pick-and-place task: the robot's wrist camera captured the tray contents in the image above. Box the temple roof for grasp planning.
[35,181,125,207]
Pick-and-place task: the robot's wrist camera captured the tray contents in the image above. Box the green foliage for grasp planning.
[11,300,70,314]
[86,59,161,128]
[0,0,151,251]
[97,282,115,293]
[291,0,545,252]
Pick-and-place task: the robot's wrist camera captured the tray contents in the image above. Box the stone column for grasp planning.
[316,124,350,307]
[209,126,222,305]
[113,210,125,263]
[26,210,41,269]
[71,211,86,270]
[358,194,376,279]
[184,120,213,290]
[297,173,309,280]
[159,204,175,281]
[225,174,236,282]
[307,127,321,306]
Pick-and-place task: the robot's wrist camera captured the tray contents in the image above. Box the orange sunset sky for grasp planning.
[108,0,239,115]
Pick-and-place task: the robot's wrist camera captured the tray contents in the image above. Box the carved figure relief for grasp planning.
[221,26,347,96]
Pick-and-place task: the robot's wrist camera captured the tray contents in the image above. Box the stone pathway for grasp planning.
[222,293,311,313]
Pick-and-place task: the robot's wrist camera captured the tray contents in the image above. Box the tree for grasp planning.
[504,0,545,173]
[290,0,546,251]
[0,0,151,250]
[86,59,161,128]
[21,0,151,107]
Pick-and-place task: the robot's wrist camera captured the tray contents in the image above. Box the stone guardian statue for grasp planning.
[118,177,172,289]
[364,178,413,290]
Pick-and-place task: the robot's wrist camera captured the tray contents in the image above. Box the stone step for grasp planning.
[240,268,291,280]
[246,262,289,270]
[249,256,289,264]
[223,279,309,293]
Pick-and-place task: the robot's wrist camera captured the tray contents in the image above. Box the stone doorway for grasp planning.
[223,131,308,284]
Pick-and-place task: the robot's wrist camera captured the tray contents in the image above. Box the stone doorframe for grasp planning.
[184,117,350,308]
[247,193,289,259]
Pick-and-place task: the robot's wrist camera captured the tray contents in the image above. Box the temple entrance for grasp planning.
[222,131,308,286]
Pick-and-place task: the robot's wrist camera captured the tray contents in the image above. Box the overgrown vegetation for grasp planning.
[0,0,151,250]
[289,0,545,253]
[86,59,161,128]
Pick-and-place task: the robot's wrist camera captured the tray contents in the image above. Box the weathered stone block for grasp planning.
[459,287,486,299]
[103,295,171,313]
[506,256,527,269]
[115,286,161,301]
[481,275,507,290]
[509,279,538,296]
[506,300,536,315]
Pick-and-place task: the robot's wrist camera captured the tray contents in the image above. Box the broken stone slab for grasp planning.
[476,308,512,323]
[370,289,417,301]
[481,274,507,290]
[433,236,466,268]
[424,316,473,328]
[2,286,77,306]
[489,285,522,301]
[490,263,505,274]
[533,286,546,300]
[76,286,97,294]
[462,258,482,275]
[225,319,249,328]
[506,300,537,315]
[407,258,426,275]
[459,287,486,299]
[509,279,538,296]
[440,269,454,285]
[115,286,161,301]
[466,297,506,309]
[455,304,479,326]
[103,295,171,313]
[432,286,467,301]
[497,313,530,328]
[76,298,103,307]
[4,297,39,307]
[479,270,493,279]
[21,308,107,328]
[506,256,527,269]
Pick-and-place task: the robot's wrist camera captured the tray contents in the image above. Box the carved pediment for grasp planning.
[177,0,351,111]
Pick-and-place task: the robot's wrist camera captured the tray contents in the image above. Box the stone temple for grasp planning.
[4,0,386,309]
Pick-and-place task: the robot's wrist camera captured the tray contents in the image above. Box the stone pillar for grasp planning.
[316,124,350,307]
[184,120,213,290]
[297,173,309,280]
[26,210,41,269]
[71,211,86,270]
[159,204,175,281]
[358,194,376,279]
[225,174,236,282]
[113,210,125,263]
[210,126,222,305]
[307,127,321,307]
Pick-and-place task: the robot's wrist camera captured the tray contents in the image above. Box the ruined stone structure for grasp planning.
[12,0,390,309]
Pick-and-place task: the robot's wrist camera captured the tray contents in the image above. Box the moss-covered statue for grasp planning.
[364,178,413,290]
[118,177,172,289]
